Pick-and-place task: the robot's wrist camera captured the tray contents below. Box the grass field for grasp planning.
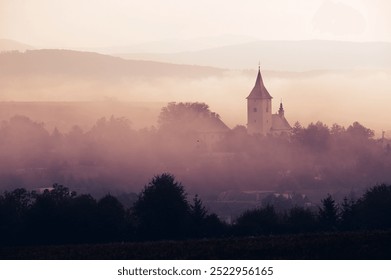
[1,231,390,260]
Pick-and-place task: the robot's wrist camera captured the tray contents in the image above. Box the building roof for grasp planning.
[192,114,230,133]
[271,114,292,132]
[246,68,273,100]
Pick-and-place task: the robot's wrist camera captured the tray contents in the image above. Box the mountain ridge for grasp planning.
[0,38,35,52]
[115,40,391,71]
[0,49,224,79]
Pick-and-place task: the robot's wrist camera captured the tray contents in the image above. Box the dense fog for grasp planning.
[0,102,389,204]
[0,50,390,205]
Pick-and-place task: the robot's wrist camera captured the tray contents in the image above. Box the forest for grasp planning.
[0,103,390,259]
[1,173,391,247]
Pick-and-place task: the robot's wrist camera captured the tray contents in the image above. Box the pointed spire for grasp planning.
[278,99,284,116]
[247,64,272,100]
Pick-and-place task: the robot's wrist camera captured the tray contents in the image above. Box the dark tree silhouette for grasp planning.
[190,195,207,222]
[318,194,339,231]
[234,205,280,236]
[202,213,227,238]
[339,197,357,231]
[96,194,126,242]
[188,194,227,238]
[66,194,99,243]
[0,188,32,245]
[285,207,317,233]
[355,184,391,230]
[28,184,76,244]
[189,194,207,237]
[132,173,191,240]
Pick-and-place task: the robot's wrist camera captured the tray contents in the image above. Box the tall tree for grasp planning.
[96,194,126,242]
[355,184,391,230]
[339,197,357,231]
[132,173,191,240]
[318,194,339,231]
[189,194,207,237]
[0,188,32,245]
[234,205,280,236]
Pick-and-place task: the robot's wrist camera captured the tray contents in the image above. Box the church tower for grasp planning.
[246,66,273,135]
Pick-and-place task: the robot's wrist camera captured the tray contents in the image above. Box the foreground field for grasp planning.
[1,231,391,260]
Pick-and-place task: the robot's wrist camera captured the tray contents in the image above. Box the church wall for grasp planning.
[247,98,272,135]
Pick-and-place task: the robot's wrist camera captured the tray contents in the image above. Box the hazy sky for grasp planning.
[1,0,391,48]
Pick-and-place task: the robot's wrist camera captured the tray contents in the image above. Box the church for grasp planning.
[246,67,291,135]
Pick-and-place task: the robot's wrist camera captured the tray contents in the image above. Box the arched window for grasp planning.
[253,107,257,112]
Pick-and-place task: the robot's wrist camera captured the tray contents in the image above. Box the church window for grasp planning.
[266,104,269,112]
[253,108,257,112]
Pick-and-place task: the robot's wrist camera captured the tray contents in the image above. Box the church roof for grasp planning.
[271,114,292,132]
[193,115,230,133]
[246,68,273,100]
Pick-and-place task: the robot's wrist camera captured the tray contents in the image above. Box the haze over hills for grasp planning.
[0,46,390,135]
[0,49,224,131]
[116,40,391,71]
[0,49,223,79]
[4,38,390,71]
[0,39,35,52]
[80,34,259,54]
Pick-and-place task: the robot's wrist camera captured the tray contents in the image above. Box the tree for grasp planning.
[132,173,191,240]
[27,184,76,245]
[291,121,304,143]
[67,194,99,243]
[202,213,227,238]
[346,122,374,140]
[339,197,357,230]
[0,188,32,245]
[318,194,339,231]
[330,123,346,136]
[157,102,224,135]
[234,205,280,236]
[355,184,391,230]
[0,115,50,168]
[285,207,317,233]
[96,194,126,242]
[302,122,331,152]
[190,194,207,224]
[158,102,214,126]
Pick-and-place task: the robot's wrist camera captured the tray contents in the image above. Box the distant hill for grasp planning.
[0,39,34,52]
[116,40,391,71]
[0,49,224,79]
[0,47,390,135]
[84,34,258,54]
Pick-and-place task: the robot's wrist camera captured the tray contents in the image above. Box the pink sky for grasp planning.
[1,0,391,48]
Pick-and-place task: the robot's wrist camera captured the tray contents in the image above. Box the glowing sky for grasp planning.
[1,0,390,48]
[0,0,390,135]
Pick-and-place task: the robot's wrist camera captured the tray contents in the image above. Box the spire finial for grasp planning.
[279,98,284,116]
[258,60,260,71]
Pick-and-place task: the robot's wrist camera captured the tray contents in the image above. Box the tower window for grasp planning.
[266,104,269,112]
[253,108,257,112]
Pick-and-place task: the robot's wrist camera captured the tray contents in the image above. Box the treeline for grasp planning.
[1,173,391,247]
[0,102,390,197]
